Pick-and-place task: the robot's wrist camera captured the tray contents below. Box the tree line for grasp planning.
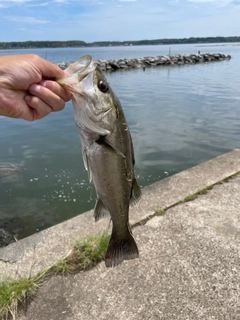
[0,37,240,49]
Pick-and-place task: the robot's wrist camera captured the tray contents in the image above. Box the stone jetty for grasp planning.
[57,53,231,72]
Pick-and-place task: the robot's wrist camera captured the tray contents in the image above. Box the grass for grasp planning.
[52,233,110,274]
[0,277,38,319]
[0,232,110,319]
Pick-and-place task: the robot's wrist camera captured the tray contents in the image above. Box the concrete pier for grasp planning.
[0,149,240,319]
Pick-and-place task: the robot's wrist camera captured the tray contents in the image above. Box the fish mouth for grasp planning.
[67,55,93,76]
[56,55,95,92]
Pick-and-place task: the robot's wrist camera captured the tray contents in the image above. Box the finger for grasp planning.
[32,55,66,79]
[40,80,72,102]
[28,83,65,112]
[25,94,52,120]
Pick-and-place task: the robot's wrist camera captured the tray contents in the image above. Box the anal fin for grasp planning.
[130,177,142,206]
[94,198,110,222]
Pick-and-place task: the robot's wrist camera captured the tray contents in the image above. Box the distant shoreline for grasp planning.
[196,44,240,47]
[0,37,240,50]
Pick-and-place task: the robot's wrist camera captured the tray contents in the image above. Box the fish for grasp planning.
[56,55,141,267]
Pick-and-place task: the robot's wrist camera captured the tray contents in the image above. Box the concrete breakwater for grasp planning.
[58,53,231,71]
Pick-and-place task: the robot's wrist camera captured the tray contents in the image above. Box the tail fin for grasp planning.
[105,230,139,268]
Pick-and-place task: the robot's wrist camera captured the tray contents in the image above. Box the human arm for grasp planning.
[0,54,72,121]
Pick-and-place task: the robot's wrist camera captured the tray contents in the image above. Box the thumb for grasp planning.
[37,59,65,79]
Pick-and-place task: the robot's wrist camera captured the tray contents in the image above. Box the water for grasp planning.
[0,43,240,239]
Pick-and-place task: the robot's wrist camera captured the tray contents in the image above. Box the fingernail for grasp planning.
[30,84,41,92]
[40,81,47,87]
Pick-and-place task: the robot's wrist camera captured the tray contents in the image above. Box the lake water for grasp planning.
[1,43,240,239]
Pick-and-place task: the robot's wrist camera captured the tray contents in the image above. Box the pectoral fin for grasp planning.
[82,148,92,182]
[96,136,126,159]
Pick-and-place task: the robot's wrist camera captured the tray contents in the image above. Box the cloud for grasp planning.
[188,0,214,2]
[6,16,49,24]
[1,0,240,42]
[0,0,37,8]
[188,0,239,4]
[53,0,69,3]
[0,0,32,4]
[27,2,49,6]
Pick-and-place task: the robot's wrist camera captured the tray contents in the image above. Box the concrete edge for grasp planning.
[1,149,240,279]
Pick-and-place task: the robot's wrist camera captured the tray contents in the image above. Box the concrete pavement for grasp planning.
[1,149,240,319]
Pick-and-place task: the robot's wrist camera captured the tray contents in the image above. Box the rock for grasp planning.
[56,53,231,72]
[119,64,128,69]
[163,55,171,61]
[108,61,120,70]
[0,229,16,247]
[58,62,69,70]
[99,62,107,68]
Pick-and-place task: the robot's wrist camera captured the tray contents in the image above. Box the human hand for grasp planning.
[0,54,72,121]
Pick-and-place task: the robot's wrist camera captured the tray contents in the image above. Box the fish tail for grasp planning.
[105,228,139,268]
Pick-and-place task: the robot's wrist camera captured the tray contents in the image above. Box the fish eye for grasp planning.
[98,80,109,93]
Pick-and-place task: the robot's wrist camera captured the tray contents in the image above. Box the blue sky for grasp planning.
[0,0,240,42]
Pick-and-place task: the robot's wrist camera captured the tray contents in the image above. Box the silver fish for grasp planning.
[57,55,141,267]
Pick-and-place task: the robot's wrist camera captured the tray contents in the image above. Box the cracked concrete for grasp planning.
[1,149,240,319]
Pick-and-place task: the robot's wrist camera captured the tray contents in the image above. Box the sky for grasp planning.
[0,0,240,42]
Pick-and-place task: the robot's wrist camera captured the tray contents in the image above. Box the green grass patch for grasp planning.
[155,208,165,215]
[183,193,197,202]
[198,185,213,194]
[73,232,110,270]
[0,277,38,319]
[0,232,110,319]
[53,233,110,274]
[178,185,214,204]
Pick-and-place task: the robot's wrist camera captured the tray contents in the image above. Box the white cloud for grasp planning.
[119,0,137,2]
[188,0,236,4]
[27,2,49,6]
[0,0,32,3]
[0,0,35,8]
[188,0,214,2]
[6,16,49,24]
